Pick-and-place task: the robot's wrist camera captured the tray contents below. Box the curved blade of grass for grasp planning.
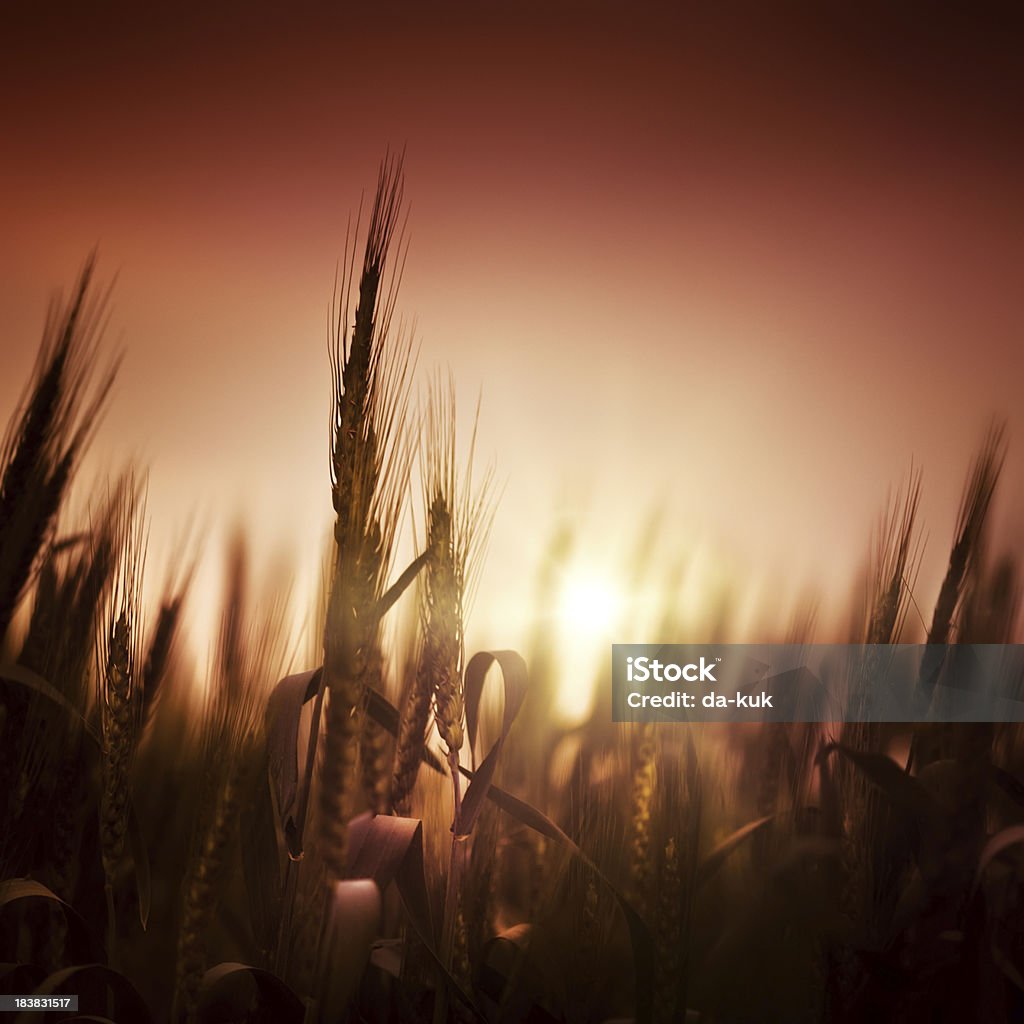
[266,667,319,858]
[973,825,1024,895]
[695,815,775,889]
[364,685,444,773]
[347,812,434,945]
[817,742,843,838]
[460,650,528,835]
[373,551,429,619]
[476,924,561,1023]
[0,662,99,742]
[991,764,1024,807]
[819,742,942,841]
[346,812,485,1018]
[126,804,150,930]
[0,963,45,992]
[24,964,150,1023]
[0,256,118,639]
[200,962,303,1023]
[0,879,98,961]
[992,942,1024,993]
[268,667,444,860]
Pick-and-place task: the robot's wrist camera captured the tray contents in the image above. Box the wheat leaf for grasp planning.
[459,650,528,836]
[199,962,303,1023]
[0,879,98,961]
[974,825,1024,894]
[126,804,150,931]
[695,815,775,888]
[26,963,150,1023]
[374,550,429,619]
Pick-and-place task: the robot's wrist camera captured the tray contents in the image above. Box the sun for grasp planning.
[556,572,621,635]
[551,569,623,722]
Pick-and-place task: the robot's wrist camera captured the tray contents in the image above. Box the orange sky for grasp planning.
[2,3,1023,666]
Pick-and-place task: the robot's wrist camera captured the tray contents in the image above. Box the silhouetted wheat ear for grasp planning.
[0,254,118,639]
[359,643,391,814]
[97,477,145,885]
[173,534,290,1022]
[653,836,682,1024]
[426,495,463,759]
[417,377,495,1024]
[628,721,656,920]
[4,480,126,886]
[91,473,146,978]
[420,375,495,776]
[140,591,184,726]
[866,467,923,646]
[174,768,243,1022]
[391,647,434,816]
[317,151,414,888]
[100,613,134,873]
[928,421,1006,646]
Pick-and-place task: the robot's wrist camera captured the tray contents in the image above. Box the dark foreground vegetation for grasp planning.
[2,159,1024,1023]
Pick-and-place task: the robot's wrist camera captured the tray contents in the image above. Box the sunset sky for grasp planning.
[2,3,1023,679]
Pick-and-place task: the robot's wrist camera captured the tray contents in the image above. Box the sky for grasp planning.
[2,3,1023,693]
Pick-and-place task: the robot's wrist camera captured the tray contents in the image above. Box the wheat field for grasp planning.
[2,158,1024,1024]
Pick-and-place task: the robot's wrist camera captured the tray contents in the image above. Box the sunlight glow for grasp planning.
[556,572,621,635]
[553,570,623,723]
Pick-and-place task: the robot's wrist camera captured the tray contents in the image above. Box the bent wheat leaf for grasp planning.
[695,816,775,889]
[973,825,1024,895]
[364,684,444,773]
[0,879,97,962]
[26,963,150,1023]
[477,924,561,1024]
[819,743,943,843]
[268,667,444,860]
[992,764,1024,807]
[0,662,99,742]
[459,650,528,836]
[199,962,303,1023]
[0,963,45,993]
[374,551,429,619]
[346,812,485,1018]
[992,942,1024,993]
[266,667,319,858]
[347,812,434,946]
[126,805,151,931]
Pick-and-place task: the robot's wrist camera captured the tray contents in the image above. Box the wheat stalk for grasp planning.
[97,474,147,961]
[172,535,290,1023]
[391,642,434,816]
[359,642,392,814]
[0,254,118,639]
[416,375,494,1024]
[317,153,412,883]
